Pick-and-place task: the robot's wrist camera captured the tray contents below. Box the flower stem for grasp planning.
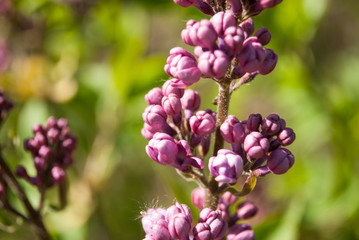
[0,152,52,240]
[204,81,231,210]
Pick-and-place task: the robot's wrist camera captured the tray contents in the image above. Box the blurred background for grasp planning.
[0,0,358,239]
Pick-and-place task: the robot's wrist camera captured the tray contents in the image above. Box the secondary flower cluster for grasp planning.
[164,10,277,88]
[143,82,208,172]
[142,196,257,240]
[218,113,295,181]
[17,116,77,189]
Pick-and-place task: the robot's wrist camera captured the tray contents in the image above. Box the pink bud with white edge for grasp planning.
[209,149,243,184]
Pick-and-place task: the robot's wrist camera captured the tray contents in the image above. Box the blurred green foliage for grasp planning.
[0,0,358,239]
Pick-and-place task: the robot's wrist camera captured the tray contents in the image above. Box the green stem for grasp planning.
[204,81,231,210]
[0,153,52,240]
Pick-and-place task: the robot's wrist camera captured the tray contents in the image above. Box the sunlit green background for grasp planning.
[0,0,358,239]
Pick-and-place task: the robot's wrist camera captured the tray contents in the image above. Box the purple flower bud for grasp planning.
[210,11,236,36]
[0,183,4,199]
[259,48,278,75]
[162,79,185,97]
[38,145,51,159]
[51,166,65,183]
[189,110,216,137]
[199,135,211,157]
[231,65,246,79]
[269,138,281,151]
[227,224,255,240]
[239,18,254,37]
[142,105,167,130]
[46,116,57,129]
[168,213,192,240]
[164,47,201,87]
[142,208,167,235]
[191,187,205,209]
[181,89,201,111]
[34,157,46,171]
[259,0,283,9]
[141,123,158,140]
[192,0,215,15]
[146,133,178,165]
[199,208,227,240]
[228,0,243,16]
[220,191,238,206]
[223,26,245,55]
[62,137,77,152]
[194,46,204,58]
[172,140,204,171]
[166,202,193,223]
[237,37,266,73]
[261,113,285,136]
[193,222,212,240]
[162,94,182,116]
[145,87,163,105]
[278,127,296,146]
[243,131,269,159]
[147,219,172,240]
[267,148,295,174]
[15,166,29,179]
[236,201,258,220]
[247,113,262,132]
[173,0,195,7]
[253,165,271,177]
[57,118,68,128]
[32,124,44,134]
[34,133,46,147]
[198,50,230,79]
[220,115,245,144]
[209,149,243,184]
[254,27,271,46]
[181,19,218,49]
[47,128,60,143]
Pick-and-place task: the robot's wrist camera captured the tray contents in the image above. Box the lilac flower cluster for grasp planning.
[142,195,257,240]
[221,113,295,176]
[17,116,77,189]
[141,1,294,239]
[163,10,277,88]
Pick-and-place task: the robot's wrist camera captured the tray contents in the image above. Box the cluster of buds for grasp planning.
[164,10,277,88]
[142,196,257,240]
[220,113,295,178]
[17,116,77,189]
[141,0,293,239]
